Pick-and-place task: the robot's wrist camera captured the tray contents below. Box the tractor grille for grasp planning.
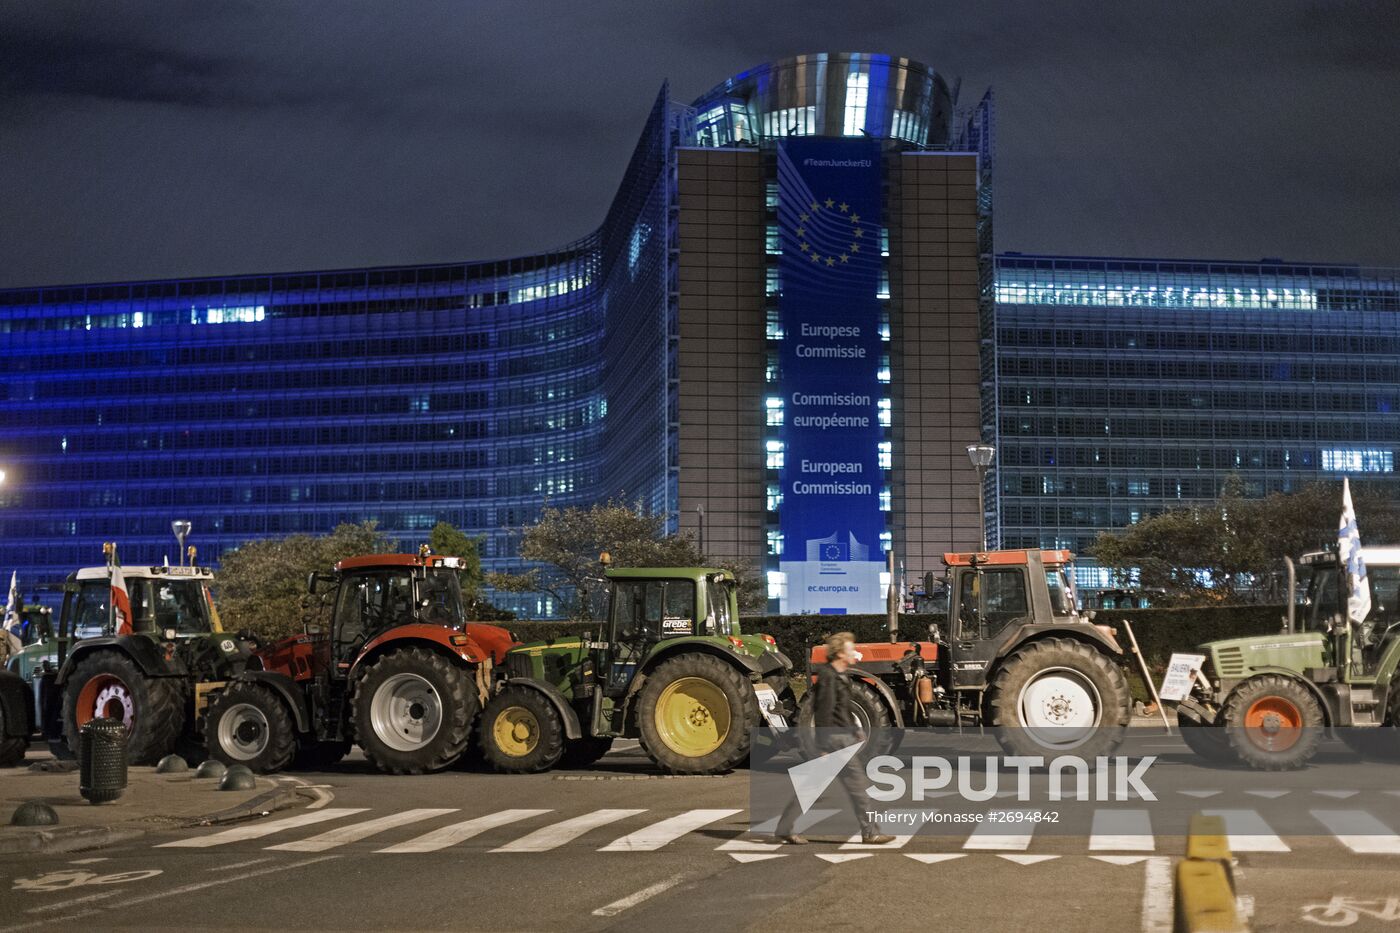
[506,653,533,680]
[1215,646,1246,677]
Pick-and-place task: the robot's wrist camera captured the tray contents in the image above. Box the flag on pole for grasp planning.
[1339,477,1371,626]
[2,572,17,633]
[111,560,133,637]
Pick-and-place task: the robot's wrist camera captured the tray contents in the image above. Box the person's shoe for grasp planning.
[779,834,808,845]
[861,832,897,845]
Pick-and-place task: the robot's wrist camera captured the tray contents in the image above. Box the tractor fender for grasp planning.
[498,677,584,740]
[1221,668,1335,727]
[0,672,32,738]
[847,671,906,728]
[55,637,188,686]
[640,640,767,679]
[999,625,1126,662]
[229,671,313,734]
[1175,694,1218,728]
[349,626,485,679]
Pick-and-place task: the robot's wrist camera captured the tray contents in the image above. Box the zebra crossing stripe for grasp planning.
[599,809,742,852]
[266,808,459,852]
[492,809,646,853]
[962,811,1036,851]
[1199,809,1290,853]
[1310,810,1400,854]
[156,808,369,848]
[377,809,554,854]
[1089,809,1154,852]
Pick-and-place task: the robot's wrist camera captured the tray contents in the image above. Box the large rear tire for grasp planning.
[988,637,1130,760]
[478,687,566,774]
[62,652,183,765]
[1222,674,1324,771]
[205,681,296,774]
[638,653,758,774]
[352,648,477,774]
[0,700,25,767]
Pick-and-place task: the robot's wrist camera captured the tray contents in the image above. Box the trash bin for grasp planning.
[79,718,128,804]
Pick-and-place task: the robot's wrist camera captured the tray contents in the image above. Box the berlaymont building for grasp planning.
[3,52,1399,617]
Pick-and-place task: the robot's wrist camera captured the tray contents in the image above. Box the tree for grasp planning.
[1090,478,1400,606]
[216,521,396,640]
[486,501,766,619]
[427,522,513,621]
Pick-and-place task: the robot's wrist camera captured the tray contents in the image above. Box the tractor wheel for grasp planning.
[559,737,614,769]
[352,648,477,775]
[62,652,183,765]
[988,637,1131,760]
[479,687,566,773]
[1222,674,1325,771]
[0,701,25,767]
[638,653,758,774]
[205,681,296,774]
[1177,714,1236,764]
[794,678,897,757]
[293,740,352,771]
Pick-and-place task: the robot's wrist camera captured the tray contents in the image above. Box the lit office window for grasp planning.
[765,396,784,426]
[766,268,782,297]
[843,71,869,136]
[878,398,891,427]
[878,441,892,470]
[880,228,890,257]
[879,531,893,552]
[765,183,779,210]
[765,439,785,469]
[765,308,784,340]
[766,530,785,556]
[765,353,778,384]
[1321,448,1394,473]
[763,106,816,137]
[766,483,783,511]
[877,270,890,300]
[765,225,781,256]
[880,487,892,512]
[766,570,788,600]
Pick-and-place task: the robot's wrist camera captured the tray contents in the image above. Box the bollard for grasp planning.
[79,718,128,805]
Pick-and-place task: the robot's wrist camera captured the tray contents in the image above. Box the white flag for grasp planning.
[1339,478,1371,626]
[2,572,16,632]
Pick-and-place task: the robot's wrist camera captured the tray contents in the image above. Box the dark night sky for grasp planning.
[1,1,1397,288]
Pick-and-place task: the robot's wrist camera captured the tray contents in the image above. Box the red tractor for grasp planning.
[204,552,515,774]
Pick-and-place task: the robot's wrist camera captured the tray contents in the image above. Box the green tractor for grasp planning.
[1172,547,1400,770]
[476,565,793,775]
[8,545,254,764]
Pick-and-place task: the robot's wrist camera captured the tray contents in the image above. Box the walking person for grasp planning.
[777,632,894,845]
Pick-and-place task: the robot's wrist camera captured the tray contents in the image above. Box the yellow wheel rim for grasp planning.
[654,677,731,757]
[492,706,539,758]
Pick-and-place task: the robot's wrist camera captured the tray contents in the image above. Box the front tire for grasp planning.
[637,654,758,774]
[352,648,477,775]
[205,681,296,774]
[478,687,565,773]
[62,652,183,765]
[1222,674,1324,770]
[988,637,1130,760]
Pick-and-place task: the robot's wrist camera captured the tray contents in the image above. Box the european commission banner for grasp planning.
[776,137,886,614]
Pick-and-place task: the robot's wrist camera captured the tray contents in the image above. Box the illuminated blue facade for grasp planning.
[3,52,1399,612]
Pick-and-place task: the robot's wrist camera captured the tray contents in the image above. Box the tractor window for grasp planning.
[72,582,111,639]
[136,580,210,636]
[1364,565,1400,643]
[417,570,464,626]
[661,580,697,637]
[1045,568,1076,616]
[706,578,733,635]
[958,569,1030,639]
[1304,569,1341,631]
[335,572,414,654]
[613,581,663,641]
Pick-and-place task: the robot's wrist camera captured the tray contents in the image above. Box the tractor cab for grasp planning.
[942,549,1108,692]
[1294,547,1400,678]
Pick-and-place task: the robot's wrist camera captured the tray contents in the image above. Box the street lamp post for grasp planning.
[171,521,192,567]
[966,443,996,552]
[696,504,706,556]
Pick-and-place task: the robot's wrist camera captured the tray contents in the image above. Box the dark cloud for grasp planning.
[0,0,1397,287]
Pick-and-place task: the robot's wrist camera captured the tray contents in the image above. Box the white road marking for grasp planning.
[378,809,552,854]
[841,833,914,850]
[1141,857,1173,933]
[1245,790,1290,799]
[1314,789,1360,799]
[717,836,782,852]
[998,854,1058,865]
[1178,789,1222,799]
[1311,810,1400,854]
[728,853,785,863]
[591,874,686,917]
[963,812,1036,851]
[156,808,368,848]
[749,808,840,835]
[493,809,645,853]
[906,854,967,864]
[1200,809,1290,852]
[65,859,108,865]
[599,809,741,852]
[1093,855,1150,865]
[266,808,458,852]
[815,853,872,863]
[207,857,273,872]
[23,892,117,914]
[1089,809,1155,851]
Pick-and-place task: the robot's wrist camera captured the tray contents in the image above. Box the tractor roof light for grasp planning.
[437,557,464,569]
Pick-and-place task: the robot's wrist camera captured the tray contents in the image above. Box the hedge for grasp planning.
[502,604,1287,679]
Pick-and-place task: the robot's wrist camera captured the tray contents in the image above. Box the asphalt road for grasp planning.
[2,737,1399,932]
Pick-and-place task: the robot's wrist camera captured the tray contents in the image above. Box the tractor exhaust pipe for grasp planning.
[1283,555,1296,634]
